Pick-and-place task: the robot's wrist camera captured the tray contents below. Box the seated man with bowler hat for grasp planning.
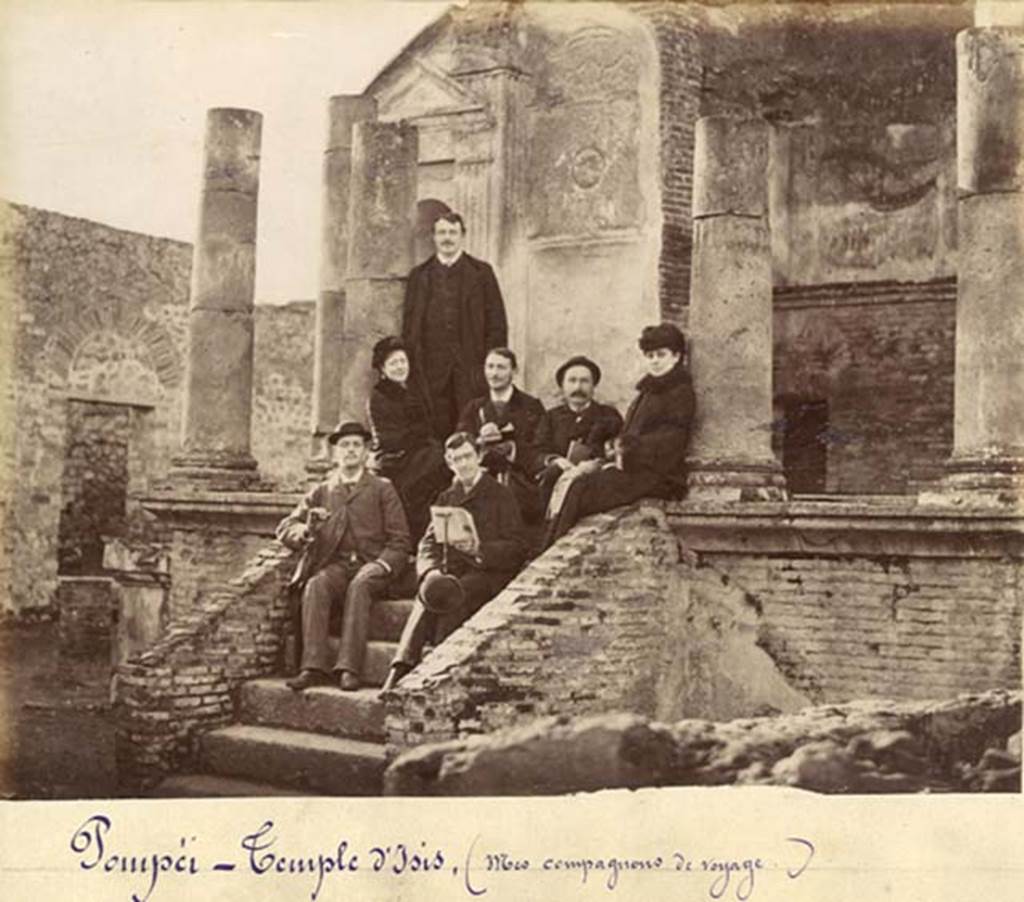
[276,420,411,692]
[533,354,624,515]
[456,347,545,522]
[381,430,528,692]
[542,323,696,548]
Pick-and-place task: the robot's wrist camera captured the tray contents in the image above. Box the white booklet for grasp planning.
[429,505,479,547]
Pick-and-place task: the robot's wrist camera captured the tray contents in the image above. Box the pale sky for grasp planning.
[0,0,450,303]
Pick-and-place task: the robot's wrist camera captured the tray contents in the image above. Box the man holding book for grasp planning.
[381,431,528,692]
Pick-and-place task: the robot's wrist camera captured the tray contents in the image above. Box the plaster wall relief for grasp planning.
[520,12,662,406]
[773,121,957,285]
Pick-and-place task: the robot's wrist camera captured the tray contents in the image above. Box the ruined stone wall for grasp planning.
[773,279,956,494]
[1,200,315,615]
[0,202,191,615]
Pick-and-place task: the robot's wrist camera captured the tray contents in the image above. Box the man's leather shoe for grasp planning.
[338,670,361,691]
[380,662,411,694]
[286,669,331,691]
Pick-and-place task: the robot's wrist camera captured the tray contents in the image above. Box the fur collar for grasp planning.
[636,360,691,394]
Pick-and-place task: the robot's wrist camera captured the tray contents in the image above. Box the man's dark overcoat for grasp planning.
[402,253,508,428]
[277,472,411,591]
[534,401,624,466]
[544,361,695,545]
[457,387,546,521]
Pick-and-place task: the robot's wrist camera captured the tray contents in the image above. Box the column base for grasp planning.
[918,456,1024,509]
[168,451,262,492]
[686,459,788,502]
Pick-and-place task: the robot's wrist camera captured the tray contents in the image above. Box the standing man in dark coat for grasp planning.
[381,431,528,692]
[456,347,545,522]
[402,212,508,439]
[276,421,411,692]
[533,355,624,512]
[542,324,696,548]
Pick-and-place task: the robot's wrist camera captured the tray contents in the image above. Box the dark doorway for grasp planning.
[414,198,453,262]
[58,400,131,574]
[780,398,829,494]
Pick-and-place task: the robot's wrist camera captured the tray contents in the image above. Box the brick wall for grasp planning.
[634,3,702,325]
[773,279,956,494]
[700,552,1020,702]
[385,507,685,751]
[115,542,293,788]
[386,500,1022,755]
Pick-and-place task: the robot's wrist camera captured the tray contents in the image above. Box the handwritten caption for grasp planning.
[69,814,815,902]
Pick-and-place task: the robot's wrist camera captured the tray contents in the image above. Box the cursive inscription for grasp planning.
[68,813,815,902]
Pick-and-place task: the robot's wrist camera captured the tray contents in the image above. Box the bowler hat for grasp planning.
[638,323,687,355]
[418,570,464,615]
[555,355,602,387]
[372,335,407,372]
[478,421,516,446]
[328,420,372,445]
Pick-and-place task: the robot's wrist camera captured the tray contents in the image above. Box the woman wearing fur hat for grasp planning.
[368,336,450,541]
[542,323,696,547]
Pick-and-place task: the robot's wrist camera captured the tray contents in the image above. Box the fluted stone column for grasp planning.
[337,121,418,423]
[171,108,262,489]
[931,28,1024,506]
[686,116,786,502]
[308,95,376,474]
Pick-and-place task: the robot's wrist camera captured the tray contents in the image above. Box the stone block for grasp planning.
[693,117,770,218]
[202,108,262,195]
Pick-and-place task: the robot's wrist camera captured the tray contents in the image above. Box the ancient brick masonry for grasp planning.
[385,500,1023,756]
[384,507,686,752]
[632,2,702,325]
[115,543,293,788]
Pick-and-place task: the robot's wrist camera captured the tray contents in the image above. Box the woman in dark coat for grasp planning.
[368,336,450,542]
[542,323,696,547]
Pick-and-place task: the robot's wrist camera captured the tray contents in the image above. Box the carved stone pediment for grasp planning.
[376,57,487,123]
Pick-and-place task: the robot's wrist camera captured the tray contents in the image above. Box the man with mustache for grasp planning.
[402,211,508,440]
[533,355,624,515]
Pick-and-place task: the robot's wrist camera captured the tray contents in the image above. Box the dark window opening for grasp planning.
[780,398,829,494]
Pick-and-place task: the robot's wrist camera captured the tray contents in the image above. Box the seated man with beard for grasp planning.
[381,431,528,692]
[542,323,696,548]
[532,354,624,517]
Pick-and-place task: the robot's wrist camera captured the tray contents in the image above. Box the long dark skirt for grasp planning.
[542,465,666,548]
[386,442,450,542]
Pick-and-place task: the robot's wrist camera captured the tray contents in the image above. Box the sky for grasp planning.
[0,0,451,303]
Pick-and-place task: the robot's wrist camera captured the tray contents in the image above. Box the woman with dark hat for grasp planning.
[542,323,696,547]
[368,336,450,541]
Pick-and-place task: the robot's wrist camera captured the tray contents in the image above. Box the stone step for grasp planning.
[239,678,385,741]
[282,638,399,686]
[372,598,415,642]
[201,724,387,796]
[151,773,304,798]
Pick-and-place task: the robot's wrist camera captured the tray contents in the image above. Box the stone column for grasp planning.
[932,28,1024,506]
[171,108,262,489]
[308,95,376,474]
[338,121,418,422]
[686,116,787,501]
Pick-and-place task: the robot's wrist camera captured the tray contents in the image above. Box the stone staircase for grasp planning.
[154,597,416,797]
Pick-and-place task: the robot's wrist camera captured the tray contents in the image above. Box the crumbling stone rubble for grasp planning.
[383,690,1020,796]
